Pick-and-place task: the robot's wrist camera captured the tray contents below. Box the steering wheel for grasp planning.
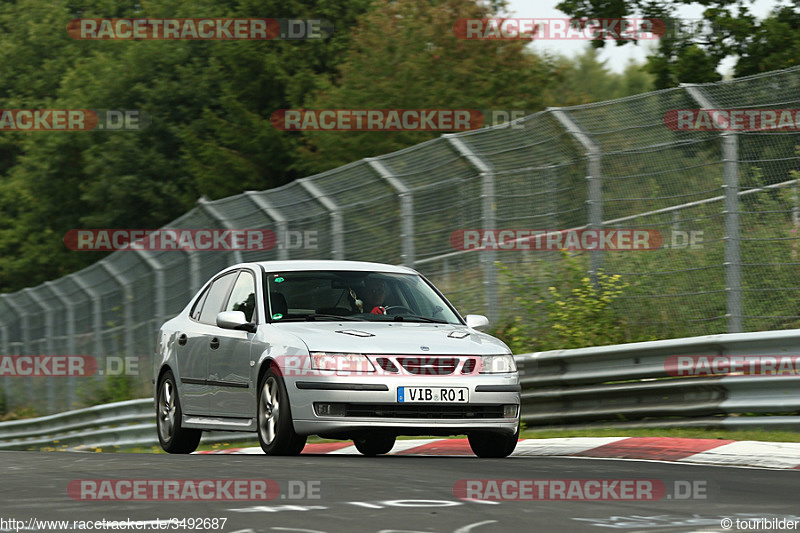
[383,306,413,315]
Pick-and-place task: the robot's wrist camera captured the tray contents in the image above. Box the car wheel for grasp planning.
[157,370,202,454]
[353,434,396,456]
[468,425,519,458]
[258,369,307,456]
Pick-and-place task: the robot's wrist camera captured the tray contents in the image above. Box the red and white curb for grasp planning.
[196,437,800,469]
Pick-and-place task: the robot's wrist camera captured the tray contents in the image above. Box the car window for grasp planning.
[197,271,237,325]
[189,285,210,321]
[224,270,256,323]
[265,271,461,324]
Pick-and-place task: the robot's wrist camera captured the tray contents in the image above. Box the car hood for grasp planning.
[269,321,510,355]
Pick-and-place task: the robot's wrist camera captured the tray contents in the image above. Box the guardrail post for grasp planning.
[366,158,415,267]
[299,179,344,260]
[45,281,77,409]
[197,197,244,264]
[445,134,498,324]
[551,108,603,281]
[23,288,56,413]
[245,191,290,261]
[685,85,742,333]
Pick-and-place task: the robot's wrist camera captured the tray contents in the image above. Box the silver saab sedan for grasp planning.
[153,260,520,457]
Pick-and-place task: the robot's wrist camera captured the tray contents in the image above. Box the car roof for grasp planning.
[228,260,419,275]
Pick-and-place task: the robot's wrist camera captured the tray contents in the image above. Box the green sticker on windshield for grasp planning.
[274,276,284,283]
[272,313,283,320]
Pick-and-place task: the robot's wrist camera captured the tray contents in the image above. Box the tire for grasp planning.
[156,370,202,454]
[354,434,396,456]
[257,369,307,456]
[468,424,519,458]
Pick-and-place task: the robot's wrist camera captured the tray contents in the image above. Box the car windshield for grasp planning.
[265,270,461,324]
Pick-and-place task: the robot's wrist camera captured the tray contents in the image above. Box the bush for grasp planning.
[493,252,656,352]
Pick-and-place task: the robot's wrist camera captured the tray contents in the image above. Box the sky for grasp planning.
[501,0,791,74]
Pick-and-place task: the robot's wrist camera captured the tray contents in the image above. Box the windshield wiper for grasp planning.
[391,315,449,324]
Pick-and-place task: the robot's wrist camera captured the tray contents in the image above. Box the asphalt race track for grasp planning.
[0,450,797,532]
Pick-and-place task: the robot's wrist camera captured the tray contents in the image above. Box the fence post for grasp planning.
[0,300,11,412]
[2,294,31,408]
[245,191,290,261]
[197,197,244,264]
[134,251,167,341]
[366,158,415,267]
[445,134,498,324]
[186,251,202,295]
[298,178,344,260]
[71,274,104,362]
[100,262,135,363]
[45,281,77,409]
[793,182,800,261]
[684,85,742,333]
[550,108,603,281]
[23,288,55,413]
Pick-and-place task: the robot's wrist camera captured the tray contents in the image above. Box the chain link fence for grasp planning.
[2,67,800,414]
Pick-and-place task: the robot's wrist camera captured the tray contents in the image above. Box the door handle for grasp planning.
[178,334,187,346]
[209,337,220,350]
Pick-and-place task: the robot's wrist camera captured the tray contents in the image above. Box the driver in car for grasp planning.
[362,278,387,315]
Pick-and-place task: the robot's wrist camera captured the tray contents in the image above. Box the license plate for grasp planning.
[397,386,468,403]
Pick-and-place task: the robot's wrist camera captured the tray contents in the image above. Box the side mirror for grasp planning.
[464,314,489,329]
[216,311,256,333]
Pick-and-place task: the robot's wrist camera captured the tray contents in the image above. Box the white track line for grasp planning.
[679,440,800,469]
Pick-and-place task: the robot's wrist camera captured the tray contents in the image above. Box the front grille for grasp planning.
[398,357,458,375]
[461,359,477,374]
[375,357,399,373]
[343,403,505,419]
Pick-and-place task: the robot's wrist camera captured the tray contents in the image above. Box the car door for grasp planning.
[177,271,237,415]
[206,269,258,418]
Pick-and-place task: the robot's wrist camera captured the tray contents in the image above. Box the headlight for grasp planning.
[480,354,516,373]
[310,352,375,372]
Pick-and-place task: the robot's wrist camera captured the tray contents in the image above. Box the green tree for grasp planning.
[0,0,375,291]
[293,0,558,174]
[555,0,800,88]
[545,47,654,105]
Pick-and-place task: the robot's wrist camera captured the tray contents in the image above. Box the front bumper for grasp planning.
[286,373,520,437]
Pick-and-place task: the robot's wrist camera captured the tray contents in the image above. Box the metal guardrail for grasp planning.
[0,398,257,450]
[0,328,798,449]
[518,328,800,430]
